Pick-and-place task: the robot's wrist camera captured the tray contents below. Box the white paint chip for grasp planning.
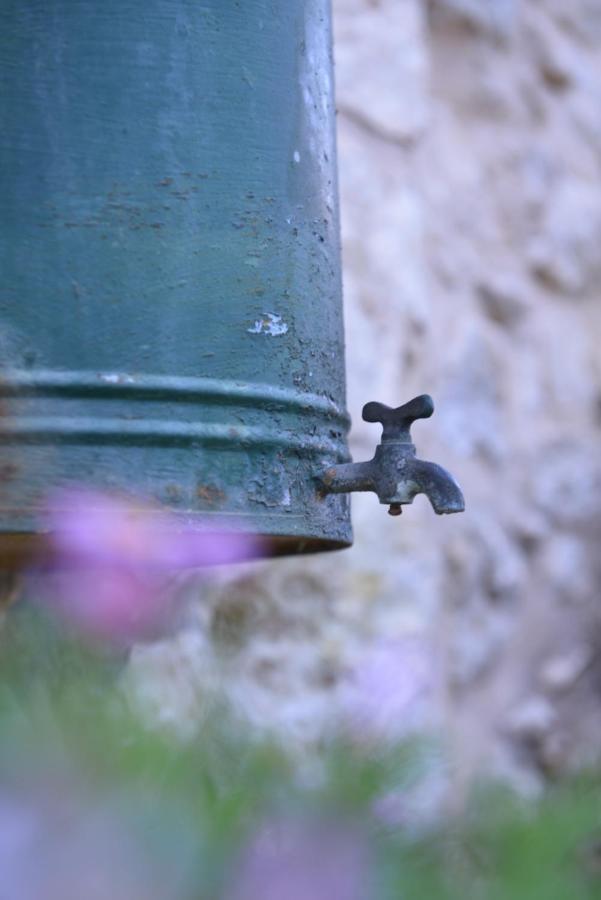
[100,373,135,385]
[293,150,301,164]
[247,313,289,336]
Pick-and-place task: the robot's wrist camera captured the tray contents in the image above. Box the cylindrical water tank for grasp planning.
[0,0,351,562]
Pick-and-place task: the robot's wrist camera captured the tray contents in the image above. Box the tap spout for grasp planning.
[398,457,465,515]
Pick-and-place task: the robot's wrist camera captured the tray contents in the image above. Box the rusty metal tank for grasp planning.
[0,0,351,562]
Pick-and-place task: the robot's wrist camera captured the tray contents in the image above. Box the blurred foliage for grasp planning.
[0,604,600,899]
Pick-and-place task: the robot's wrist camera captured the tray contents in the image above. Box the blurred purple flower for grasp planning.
[339,636,435,743]
[0,793,39,899]
[371,790,408,830]
[34,487,261,644]
[225,817,370,900]
[372,756,449,834]
[0,787,197,900]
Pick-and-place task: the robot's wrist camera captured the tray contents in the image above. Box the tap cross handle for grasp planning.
[362,394,434,442]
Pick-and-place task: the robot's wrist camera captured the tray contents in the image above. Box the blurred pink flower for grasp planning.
[339,636,435,743]
[226,817,370,900]
[34,488,261,644]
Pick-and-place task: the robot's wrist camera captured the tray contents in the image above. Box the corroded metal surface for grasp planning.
[317,395,465,516]
[0,0,351,555]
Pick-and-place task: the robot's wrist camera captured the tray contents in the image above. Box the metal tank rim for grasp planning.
[0,369,351,423]
[0,531,351,570]
[0,368,351,457]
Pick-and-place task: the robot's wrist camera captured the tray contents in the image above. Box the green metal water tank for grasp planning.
[0,0,351,563]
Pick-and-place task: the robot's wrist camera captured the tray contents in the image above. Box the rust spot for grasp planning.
[164,483,182,503]
[196,484,226,507]
[0,463,19,483]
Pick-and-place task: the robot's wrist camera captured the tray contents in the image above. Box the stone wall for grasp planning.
[129,0,601,792]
